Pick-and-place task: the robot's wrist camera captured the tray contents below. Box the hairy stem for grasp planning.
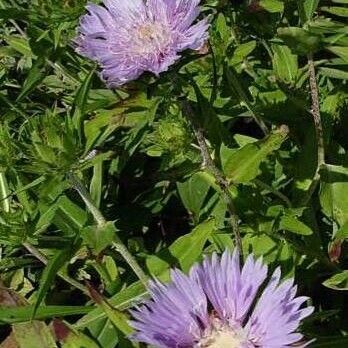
[308,54,325,167]
[68,173,106,226]
[111,240,148,287]
[182,102,243,258]
[68,173,148,286]
[302,54,325,205]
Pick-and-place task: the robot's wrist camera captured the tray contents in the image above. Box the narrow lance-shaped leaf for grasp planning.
[0,172,11,213]
[321,6,348,17]
[72,68,96,140]
[323,271,348,291]
[16,58,46,102]
[32,243,78,318]
[0,306,92,325]
[327,46,348,63]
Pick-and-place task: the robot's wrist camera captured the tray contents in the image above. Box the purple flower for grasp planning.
[75,0,209,87]
[130,250,314,347]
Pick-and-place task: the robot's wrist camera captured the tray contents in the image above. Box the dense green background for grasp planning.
[0,0,348,347]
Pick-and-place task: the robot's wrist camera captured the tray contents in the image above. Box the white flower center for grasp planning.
[133,22,171,55]
[198,322,247,348]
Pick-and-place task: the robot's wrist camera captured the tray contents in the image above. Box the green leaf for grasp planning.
[146,219,215,275]
[53,196,88,232]
[327,46,348,63]
[298,0,319,23]
[222,127,288,183]
[277,27,322,55]
[321,6,348,17]
[81,222,116,255]
[320,164,348,226]
[279,214,313,235]
[33,245,77,318]
[0,286,56,347]
[90,162,103,208]
[61,332,101,348]
[12,322,57,348]
[215,13,230,47]
[229,41,257,66]
[177,173,210,223]
[4,36,34,57]
[74,221,220,329]
[260,0,284,13]
[72,69,96,138]
[320,164,348,181]
[52,320,101,348]
[335,221,348,240]
[0,306,92,324]
[86,318,118,348]
[323,271,348,290]
[272,44,298,83]
[319,67,348,80]
[16,58,45,102]
[87,287,133,336]
[0,172,11,213]
[75,282,147,328]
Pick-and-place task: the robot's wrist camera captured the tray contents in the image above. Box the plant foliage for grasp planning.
[0,0,348,347]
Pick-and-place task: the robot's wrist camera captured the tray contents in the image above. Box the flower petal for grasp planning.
[75,0,209,86]
[130,269,209,347]
[195,250,268,325]
[245,268,314,347]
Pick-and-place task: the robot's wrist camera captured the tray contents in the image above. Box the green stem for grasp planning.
[68,173,106,226]
[182,102,243,259]
[112,240,148,287]
[301,54,325,205]
[68,173,148,286]
[308,54,325,168]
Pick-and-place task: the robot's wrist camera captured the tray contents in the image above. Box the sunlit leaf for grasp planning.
[323,271,348,290]
[222,127,288,183]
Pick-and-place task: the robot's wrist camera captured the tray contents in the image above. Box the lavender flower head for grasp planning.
[75,0,209,87]
[130,250,314,347]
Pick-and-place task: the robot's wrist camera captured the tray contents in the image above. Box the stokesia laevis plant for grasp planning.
[130,250,314,347]
[75,0,209,87]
